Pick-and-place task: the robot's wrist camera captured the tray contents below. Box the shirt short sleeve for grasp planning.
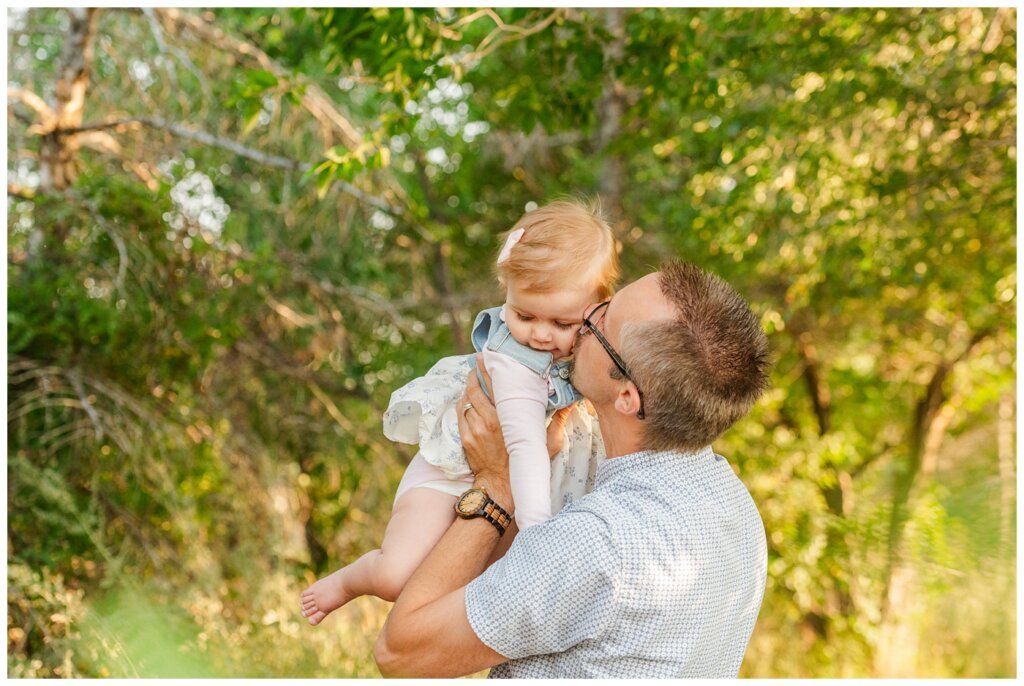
[464,508,619,660]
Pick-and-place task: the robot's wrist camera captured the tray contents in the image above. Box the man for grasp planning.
[374,260,771,678]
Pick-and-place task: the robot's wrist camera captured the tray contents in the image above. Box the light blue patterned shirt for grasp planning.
[465,446,767,678]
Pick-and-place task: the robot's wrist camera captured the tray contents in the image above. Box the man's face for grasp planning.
[571,273,676,407]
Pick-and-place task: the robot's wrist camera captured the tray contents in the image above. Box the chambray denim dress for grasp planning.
[383,306,582,481]
[469,306,582,411]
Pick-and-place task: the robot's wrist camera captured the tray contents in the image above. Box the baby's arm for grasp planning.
[480,349,552,530]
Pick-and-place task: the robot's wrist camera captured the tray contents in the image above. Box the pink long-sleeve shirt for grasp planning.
[481,347,554,530]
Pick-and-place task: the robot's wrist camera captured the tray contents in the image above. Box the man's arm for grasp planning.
[374,364,514,677]
[373,515,508,676]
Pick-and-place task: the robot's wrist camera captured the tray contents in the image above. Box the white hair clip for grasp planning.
[496,227,525,265]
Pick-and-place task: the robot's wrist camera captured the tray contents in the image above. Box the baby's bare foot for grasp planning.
[300,568,353,626]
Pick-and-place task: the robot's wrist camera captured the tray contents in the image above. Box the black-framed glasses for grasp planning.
[580,301,646,420]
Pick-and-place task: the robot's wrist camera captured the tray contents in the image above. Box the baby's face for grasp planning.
[504,283,597,360]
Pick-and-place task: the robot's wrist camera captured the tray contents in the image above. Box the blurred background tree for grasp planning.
[7,7,1015,678]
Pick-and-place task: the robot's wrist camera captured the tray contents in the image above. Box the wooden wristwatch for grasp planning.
[454,487,512,536]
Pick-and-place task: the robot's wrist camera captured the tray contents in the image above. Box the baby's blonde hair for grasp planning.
[495,198,620,300]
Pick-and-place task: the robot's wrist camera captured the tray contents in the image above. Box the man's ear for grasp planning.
[613,382,641,418]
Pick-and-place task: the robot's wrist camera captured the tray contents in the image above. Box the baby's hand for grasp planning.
[546,406,573,460]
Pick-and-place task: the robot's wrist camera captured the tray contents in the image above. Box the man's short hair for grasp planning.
[619,260,770,452]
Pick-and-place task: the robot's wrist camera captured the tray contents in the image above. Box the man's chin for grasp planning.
[568,363,583,393]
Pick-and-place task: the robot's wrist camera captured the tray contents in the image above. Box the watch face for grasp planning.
[457,490,487,515]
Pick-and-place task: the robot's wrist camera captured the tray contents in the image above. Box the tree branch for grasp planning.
[7,87,56,129]
[67,190,129,294]
[65,115,405,216]
[279,258,422,338]
[140,7,208,95]
[67,370,104,440]
[65,116,301,168]
[794,331,831,436]
[458,9,563,64]
[153,8,362,150]
[849,442,897,479]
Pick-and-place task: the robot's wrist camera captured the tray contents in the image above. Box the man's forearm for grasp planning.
[394,514,500,613]
[374,481,513,676]
[374,364,515,677]
[394,476,513,614]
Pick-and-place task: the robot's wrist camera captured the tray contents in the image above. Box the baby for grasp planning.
[301,199,619,625]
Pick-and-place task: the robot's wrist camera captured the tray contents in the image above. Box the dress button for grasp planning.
[559,367,570,379]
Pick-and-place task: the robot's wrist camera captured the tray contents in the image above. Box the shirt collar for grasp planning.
[594,445,716,488]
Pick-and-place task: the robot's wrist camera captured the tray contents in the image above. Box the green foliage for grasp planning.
[75,589,218,677]
[8,563,88,677]
[7,6,1015,678]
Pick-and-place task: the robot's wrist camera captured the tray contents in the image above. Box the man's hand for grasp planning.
[458,356,514,512]
[546,406,573,460]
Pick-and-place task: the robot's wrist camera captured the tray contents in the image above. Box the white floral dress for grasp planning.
[383,352,606,509]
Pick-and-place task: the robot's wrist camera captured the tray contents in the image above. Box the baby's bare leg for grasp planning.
[300,486,457,625]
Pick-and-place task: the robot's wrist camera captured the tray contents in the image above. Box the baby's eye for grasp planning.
[555,321,577,330]
[516,312,534,322]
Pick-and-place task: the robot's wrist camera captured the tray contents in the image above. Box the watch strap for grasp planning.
[480,499,512,537]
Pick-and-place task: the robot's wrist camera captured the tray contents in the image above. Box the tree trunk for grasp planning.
[882,329,990,614]
[796,332,832,436]
[596,8,627,231]
[432,241,467,353]
[413,151,468,353]
[997,391,1015,558]
[792,327,854,641]
[39,8,100,192]
[875,327,991,675]
[874,564,920,677]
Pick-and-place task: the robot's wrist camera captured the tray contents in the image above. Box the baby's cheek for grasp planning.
[504,317,529,347]
[559,330,577,355]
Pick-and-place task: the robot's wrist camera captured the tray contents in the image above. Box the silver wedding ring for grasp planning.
[462,402,474,416]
